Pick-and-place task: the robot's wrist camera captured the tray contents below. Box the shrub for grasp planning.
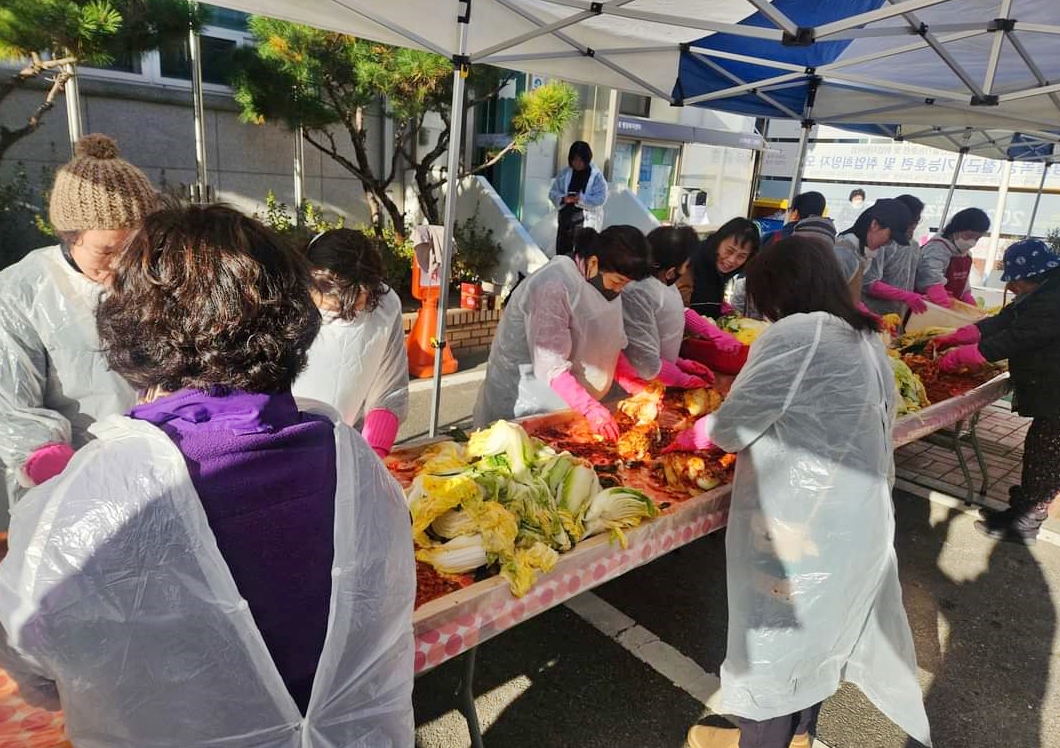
[452,207,501,285]
[0,163,53,271]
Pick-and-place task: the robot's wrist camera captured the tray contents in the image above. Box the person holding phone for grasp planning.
[548,141,608,256]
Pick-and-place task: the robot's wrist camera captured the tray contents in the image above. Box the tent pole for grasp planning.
[785,121,811,207]
[982,158,1013,283]
[747,118,769,217]
[1026,162,1049,237]
[786,76,818,206]
[428,4,471,438]
[937,148,966,230]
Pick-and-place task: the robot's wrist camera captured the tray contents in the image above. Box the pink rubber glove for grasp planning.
[867,281,928,314]
[614,353,648,395]
[675,357,716,385]
[22,442,75,486]
[938,344,987,373]
[924,284,953,308]
[551,371,620,442]
[661,417,714,453]
[960,291,977,306]
[856,302,883,326]
[684,308,743,356]
[361,408,400,458]
[931,324,980,350]
[656,358,709,390]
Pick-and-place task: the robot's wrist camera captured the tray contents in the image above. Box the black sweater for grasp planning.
[977,270,1060,417]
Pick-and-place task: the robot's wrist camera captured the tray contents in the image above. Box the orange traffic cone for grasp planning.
[406,264,458,379]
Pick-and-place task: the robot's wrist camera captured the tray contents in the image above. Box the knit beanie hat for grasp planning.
[49,133,157,232]
[792,216,837,248]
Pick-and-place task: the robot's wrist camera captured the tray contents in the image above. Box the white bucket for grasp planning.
[906,299,986,333]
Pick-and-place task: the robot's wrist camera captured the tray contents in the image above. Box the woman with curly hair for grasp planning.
[0,202,415,746]
[292,228,410,458]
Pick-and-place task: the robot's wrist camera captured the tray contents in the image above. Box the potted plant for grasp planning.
[453,208,501,310]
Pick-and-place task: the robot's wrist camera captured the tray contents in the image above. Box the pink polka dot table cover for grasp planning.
[0,668,69,748]
[412,482,731,674]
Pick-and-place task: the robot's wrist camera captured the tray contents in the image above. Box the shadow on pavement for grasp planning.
[413,605,704,748]
[895,490,1055,748]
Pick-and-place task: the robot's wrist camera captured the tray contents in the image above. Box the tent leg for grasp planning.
[1027,163,1050,237]
[785,121,811,207]
[428,7,471,438]
[982,159,1013,284]
[936,148,966,231]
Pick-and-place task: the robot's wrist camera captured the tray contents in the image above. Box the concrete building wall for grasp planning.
[1,74,386,235]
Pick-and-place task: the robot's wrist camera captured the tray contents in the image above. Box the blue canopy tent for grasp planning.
[674,0,1060,270]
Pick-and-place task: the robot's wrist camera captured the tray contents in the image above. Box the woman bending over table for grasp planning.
[474,225,652,440]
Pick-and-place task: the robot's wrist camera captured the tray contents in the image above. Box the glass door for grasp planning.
[611,140,636,189]
[637,144,679,221]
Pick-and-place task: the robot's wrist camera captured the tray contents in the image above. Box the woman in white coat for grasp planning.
[0,202,415,747]
[0,134,155,516]
[474,225,652,440]
[292,229,409,458]
[548,141,608,256]
[670,237,930,748]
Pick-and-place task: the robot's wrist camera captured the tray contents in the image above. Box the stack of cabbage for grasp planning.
[889,354,930,415]
[410,420,658,597]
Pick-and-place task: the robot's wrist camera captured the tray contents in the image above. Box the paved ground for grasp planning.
[403,365,1060,748]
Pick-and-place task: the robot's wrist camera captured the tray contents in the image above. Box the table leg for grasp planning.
[456,646,485,748]
[950,418,975,505]
[966,411,990,498]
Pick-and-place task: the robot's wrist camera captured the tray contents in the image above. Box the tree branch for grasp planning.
[465,72,515,111]
[0,67,73,164]
[302,128,370,183]
[465,141,519,176]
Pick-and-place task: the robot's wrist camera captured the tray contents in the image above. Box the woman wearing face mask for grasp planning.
[473,225,652,440]
[0,134,156,516]
[687,217,760,319]
[834,198,911,307]
[861,194,931,317]
[548,141,608,256]
[932,238,1060,545]
[914,207,990,307]
[615,226,719,392]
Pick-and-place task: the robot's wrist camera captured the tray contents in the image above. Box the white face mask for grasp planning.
[955,237,978,252]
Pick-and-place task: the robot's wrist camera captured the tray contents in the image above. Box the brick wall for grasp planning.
[402,307,502,358]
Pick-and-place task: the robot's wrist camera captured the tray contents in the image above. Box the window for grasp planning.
[619,93,651,118]
[159,34,238,85]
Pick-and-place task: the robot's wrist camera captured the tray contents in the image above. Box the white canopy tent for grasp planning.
[202,0,1060,434]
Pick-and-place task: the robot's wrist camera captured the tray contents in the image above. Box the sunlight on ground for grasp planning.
[415,674,533,748]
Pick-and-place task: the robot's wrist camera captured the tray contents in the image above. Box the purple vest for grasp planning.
[130,388,337,713]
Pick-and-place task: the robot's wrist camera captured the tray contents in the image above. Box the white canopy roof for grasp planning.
[209,1,1060,159]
